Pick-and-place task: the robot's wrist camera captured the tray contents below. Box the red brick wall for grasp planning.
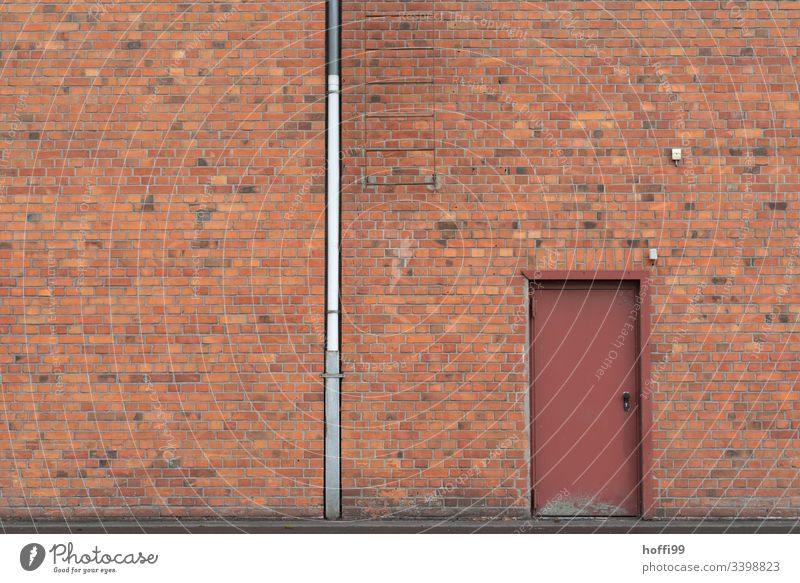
[340,1,800,518]
[1,1,798,521]
[0,1,325,518]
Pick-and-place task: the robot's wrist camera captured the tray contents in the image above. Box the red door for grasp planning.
[531,282,640,516]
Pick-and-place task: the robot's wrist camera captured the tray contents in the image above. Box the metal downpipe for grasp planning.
[324,0,342,520]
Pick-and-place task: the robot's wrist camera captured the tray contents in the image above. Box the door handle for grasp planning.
[622,391,631,413]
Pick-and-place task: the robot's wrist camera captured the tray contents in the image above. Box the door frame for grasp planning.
[522,270,653,519]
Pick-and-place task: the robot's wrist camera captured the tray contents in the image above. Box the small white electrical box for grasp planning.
[649,248,658,261]
[671,148,682,162]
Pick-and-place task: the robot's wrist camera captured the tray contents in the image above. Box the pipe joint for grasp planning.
[327,74,341,94]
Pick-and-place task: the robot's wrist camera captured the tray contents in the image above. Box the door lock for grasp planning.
[622,391,631,413]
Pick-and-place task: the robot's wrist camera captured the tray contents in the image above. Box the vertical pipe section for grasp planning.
[324,0,342,520]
